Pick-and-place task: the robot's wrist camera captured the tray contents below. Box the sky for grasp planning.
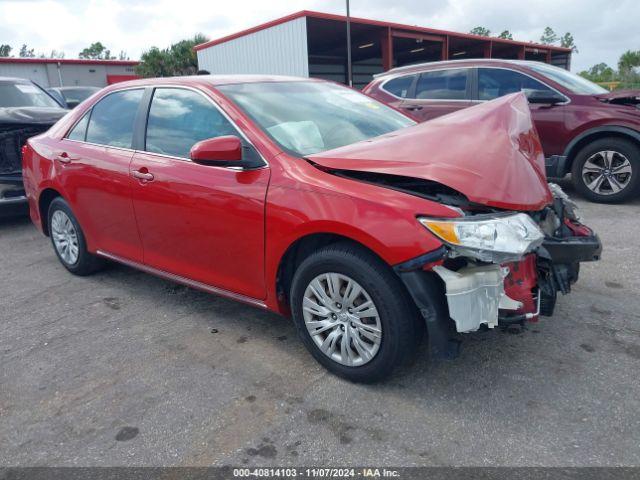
[0,0,637,73]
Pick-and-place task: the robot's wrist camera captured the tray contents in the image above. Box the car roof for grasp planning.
[374,59,552,78]
[105,74,322,91]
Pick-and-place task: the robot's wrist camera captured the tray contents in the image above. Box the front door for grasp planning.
[475,67,567,156]
[129,87,270,299]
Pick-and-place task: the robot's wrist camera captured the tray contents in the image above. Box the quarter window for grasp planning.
[414,69,469,100]
[477,68,553,100]
[85,89,143,148]
[67,112,90,141]
[382,75,415,98]
[145,88,237,159]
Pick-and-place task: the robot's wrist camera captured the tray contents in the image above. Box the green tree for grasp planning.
[0,44,11,57]
[469,26,491,36]
[79,42,115,60]
[560,32,578,53]
[19,44,35,57]
[497,30,513,40]
[579,63,615,82]
[135,34,209,78]
[618,50,640,73]
[539,27,558,45]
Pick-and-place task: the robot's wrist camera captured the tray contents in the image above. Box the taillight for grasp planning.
[21,144,29,159]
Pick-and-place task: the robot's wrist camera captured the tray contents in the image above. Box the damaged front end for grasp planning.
[308,92,601,357]
[398,183,601,358]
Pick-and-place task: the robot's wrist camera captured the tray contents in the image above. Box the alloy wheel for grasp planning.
[581,150,633,196]
[51,210,79,265]
[302,272,382,366]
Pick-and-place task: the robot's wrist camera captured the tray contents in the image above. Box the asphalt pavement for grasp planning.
[1,179,639,467]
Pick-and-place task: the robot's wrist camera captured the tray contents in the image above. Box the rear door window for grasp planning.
[85,89,144,148]
[414,69,469,100]
[382,74,416,98]
[144,88,237,159]
[67,112,90,141]
[477,68,553,100]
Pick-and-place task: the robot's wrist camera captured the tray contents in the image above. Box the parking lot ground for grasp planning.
[1,179,639,467]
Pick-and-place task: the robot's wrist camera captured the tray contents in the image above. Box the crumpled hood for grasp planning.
[308,92,553,211]
[0,106,67,126]
[594,89,640,101]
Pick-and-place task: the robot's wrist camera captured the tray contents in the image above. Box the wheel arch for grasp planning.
[38,188,64,236]
[274,232,391,314]
[564,126,640,172]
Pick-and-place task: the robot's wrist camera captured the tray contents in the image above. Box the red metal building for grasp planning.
[0,58,140,88]
[195,10,572,89]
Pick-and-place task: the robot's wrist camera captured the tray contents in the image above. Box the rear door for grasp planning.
[376,73,417,110]
[474,67,568,156]
[56,88,145,262]
[399,68,472,121]
[129,87,270,299]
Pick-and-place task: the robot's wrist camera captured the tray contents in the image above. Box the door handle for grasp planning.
[55,152,74,164]
[132,170,154,182]
[405,105,423,111]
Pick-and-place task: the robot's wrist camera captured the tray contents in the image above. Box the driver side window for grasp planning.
[145,88,237,159]
[478,68,553,101]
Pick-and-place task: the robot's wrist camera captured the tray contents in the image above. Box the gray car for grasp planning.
[0,77,67,215]
[47,86,100,109]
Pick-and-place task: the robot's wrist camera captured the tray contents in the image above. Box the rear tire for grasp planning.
[290,241,423,383]
[48,197,104,276]
[571,138,640,203]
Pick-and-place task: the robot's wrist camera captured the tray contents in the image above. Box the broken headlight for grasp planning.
[418,213,544,263]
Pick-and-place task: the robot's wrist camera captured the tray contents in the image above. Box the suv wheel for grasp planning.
[290,242,423,383]
[48,197,104,275]
[571,138,640,203]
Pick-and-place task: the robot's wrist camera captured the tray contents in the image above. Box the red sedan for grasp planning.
[22,76,601,382]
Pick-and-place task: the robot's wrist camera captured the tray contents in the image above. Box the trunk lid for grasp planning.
[308,92,553,211]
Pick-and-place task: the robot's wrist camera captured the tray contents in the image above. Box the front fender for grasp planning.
[263,183,452,312]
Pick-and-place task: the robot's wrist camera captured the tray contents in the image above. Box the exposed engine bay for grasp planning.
[328,169,488,211]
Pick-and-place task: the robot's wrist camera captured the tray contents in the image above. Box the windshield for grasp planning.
[0,81,61,108]
[60,87,99,103]
[218,81,415,156]
[529,63,608,95]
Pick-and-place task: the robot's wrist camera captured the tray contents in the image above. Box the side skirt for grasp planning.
[96,250,268,310]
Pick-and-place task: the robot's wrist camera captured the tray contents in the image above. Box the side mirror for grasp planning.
[525,89,566,105]
[190,135,243,166]
[66,100,80,109]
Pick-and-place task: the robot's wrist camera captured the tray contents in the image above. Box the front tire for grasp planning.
[290,242,423,383]
[571,138,640,203]
[48,197,104,276]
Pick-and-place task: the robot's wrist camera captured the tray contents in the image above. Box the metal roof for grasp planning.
[194,10,572,54]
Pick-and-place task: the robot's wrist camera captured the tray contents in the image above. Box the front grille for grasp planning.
[0,125,50,175]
